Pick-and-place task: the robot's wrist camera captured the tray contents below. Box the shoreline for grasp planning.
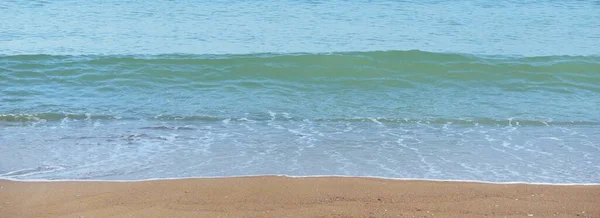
[2,174,599,186]
[2,176,599,218]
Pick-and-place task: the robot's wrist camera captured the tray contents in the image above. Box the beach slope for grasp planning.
[1,176,598,218]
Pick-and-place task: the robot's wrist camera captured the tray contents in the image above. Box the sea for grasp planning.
[1,0,599,183]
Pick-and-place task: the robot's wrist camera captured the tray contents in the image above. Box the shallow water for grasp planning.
[1,1,599,183]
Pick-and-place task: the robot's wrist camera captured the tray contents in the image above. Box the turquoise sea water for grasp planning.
[1,1,599,183]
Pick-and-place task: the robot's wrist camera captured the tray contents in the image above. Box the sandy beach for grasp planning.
[0,176,598,218]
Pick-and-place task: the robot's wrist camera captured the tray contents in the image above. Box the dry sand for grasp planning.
[0,176,598,218]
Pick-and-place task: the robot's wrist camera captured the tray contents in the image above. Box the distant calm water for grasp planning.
[1,0,599,183]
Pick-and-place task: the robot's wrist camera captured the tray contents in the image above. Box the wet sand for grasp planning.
[1,176,598,218]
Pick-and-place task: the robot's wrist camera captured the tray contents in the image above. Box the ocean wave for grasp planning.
[1,50,599,126]
[2,50,599,93]
[1,113,596,127]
